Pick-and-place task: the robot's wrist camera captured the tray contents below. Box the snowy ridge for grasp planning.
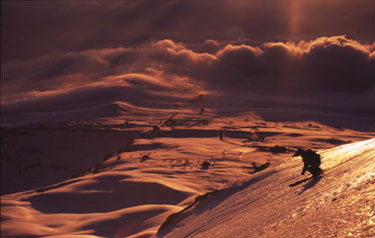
[321,138,375,170]
[159,138,375,237]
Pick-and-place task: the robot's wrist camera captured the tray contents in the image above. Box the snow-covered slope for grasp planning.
[1,114,374,238]
[159,138,375,237]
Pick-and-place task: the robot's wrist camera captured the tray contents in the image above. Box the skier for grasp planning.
[219,131,225,141]
[293,148,322,177]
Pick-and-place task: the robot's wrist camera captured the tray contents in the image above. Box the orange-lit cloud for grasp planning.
[2,36,375,124]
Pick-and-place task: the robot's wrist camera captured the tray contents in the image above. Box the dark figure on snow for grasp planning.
[249,162,270,174]
[293,148,322,177]
[219,131,224,141]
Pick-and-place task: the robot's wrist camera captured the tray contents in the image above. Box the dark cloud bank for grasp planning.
[2,1,375,128]
[2,36,375,127]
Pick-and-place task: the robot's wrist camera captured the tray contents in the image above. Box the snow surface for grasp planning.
[159,138,375,237]
[1,110,374,238]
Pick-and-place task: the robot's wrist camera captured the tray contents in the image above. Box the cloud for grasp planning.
[3,0,374,62]
[197,40,221,54]
[2,36,375,123]
[1,48,132,101]
[203,36,375,97]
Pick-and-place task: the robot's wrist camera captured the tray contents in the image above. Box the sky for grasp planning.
[1,0,375,119]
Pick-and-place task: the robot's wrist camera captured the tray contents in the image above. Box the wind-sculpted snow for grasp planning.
[2,1,375,237]
[321,138,375,170]
[1,114,374,237]
[159,138,375,237]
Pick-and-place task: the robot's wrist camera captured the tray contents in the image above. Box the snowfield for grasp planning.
[1,111,374,238]
[2,3,375,237]
[159,138,375,238]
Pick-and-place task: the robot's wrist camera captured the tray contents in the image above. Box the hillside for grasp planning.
[159,138,375,237]
[1,112,374,237]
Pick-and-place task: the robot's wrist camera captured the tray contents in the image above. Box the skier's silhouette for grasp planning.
[219,131,224,141]
[293,148,322,177]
